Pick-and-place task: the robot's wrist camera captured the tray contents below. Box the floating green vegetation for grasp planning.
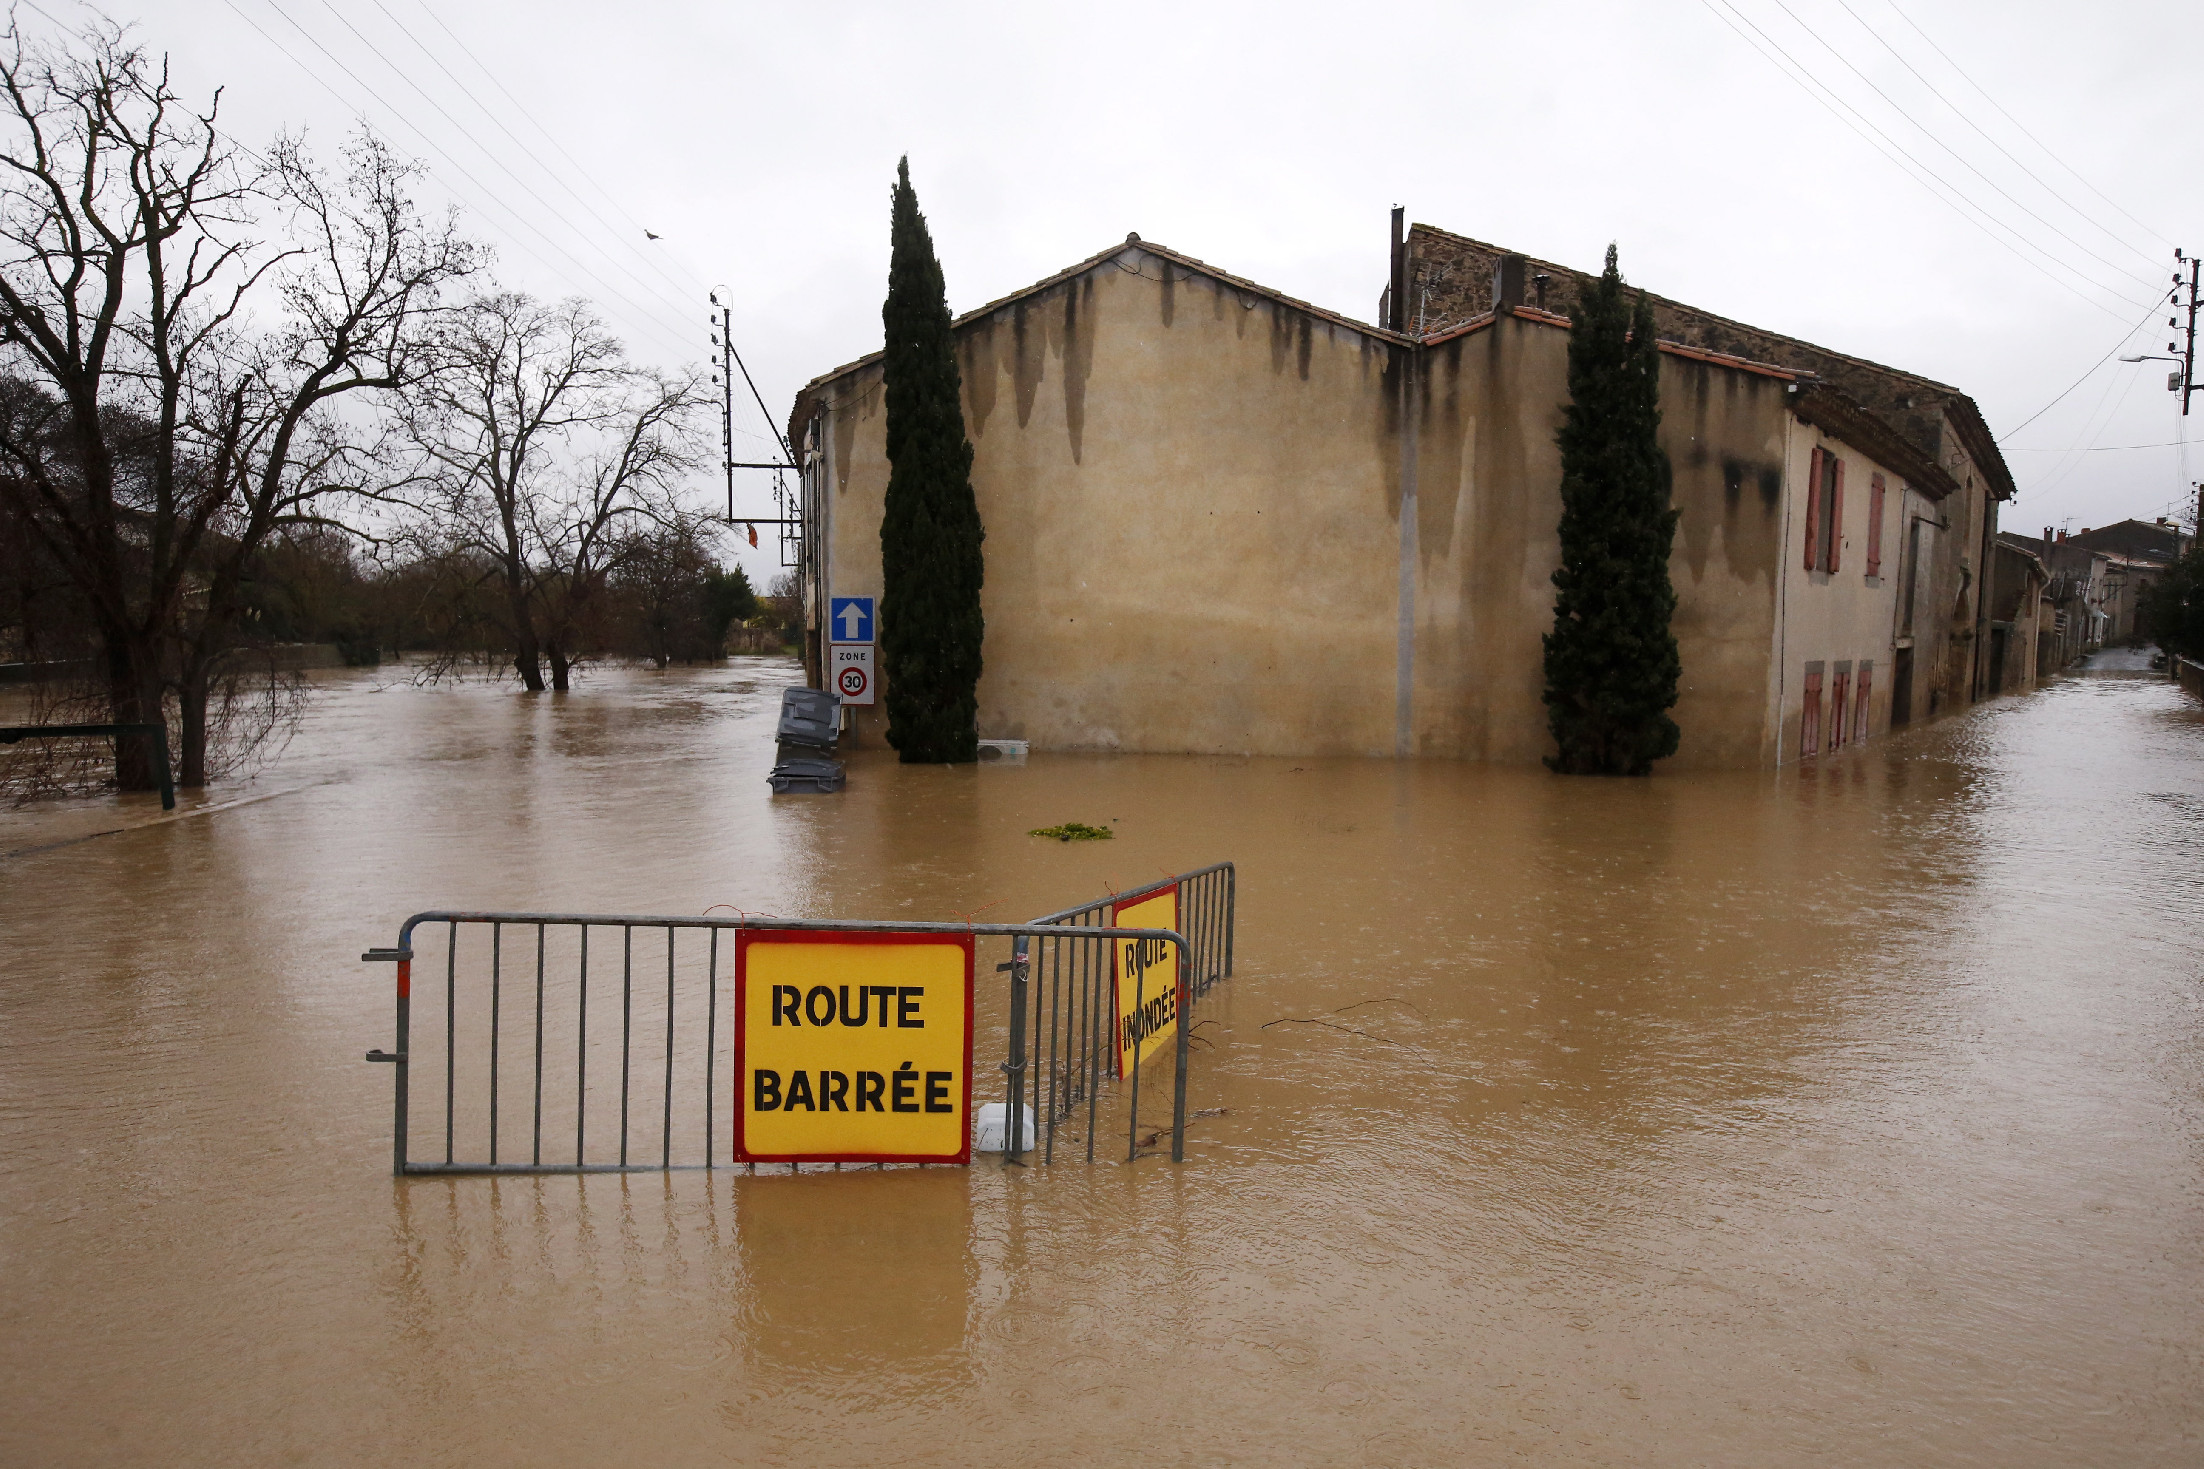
[1029,822,1113,842]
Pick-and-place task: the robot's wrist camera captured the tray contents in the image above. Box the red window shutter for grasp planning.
[1803,447,1823,572]
[1828,456,1846,573]
[1802,667,1823,757]
[1855,663,1873,741]
[1831,671,1850,747]
[1866,474,1885,577]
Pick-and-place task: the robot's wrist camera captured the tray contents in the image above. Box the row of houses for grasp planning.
[787,214,2043,769]
[1987,517,2193,687]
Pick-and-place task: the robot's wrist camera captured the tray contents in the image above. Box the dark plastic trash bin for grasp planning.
[776,686,840,752]
[767,756,845,794]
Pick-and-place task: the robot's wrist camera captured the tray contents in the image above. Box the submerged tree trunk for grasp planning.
[502,560,545,691]
[101,634,165,792]
[546,645,571,692]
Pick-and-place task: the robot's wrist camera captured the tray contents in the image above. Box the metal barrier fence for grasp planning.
[1010,862,1236,1164]
[361,864,1236,1176]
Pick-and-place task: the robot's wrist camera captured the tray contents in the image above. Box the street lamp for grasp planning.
[2120,353,2188,394]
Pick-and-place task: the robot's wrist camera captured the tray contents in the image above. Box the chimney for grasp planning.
[1388,206,1406,334]
[1492,253,1527,312]
[2056,530,2068,542]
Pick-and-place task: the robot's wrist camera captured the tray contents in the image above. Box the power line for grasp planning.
[290,0,704,352]
[407,1,700,287]
[341,0,705,324]
[2004,441,2191,453]
[235,0,699,367]
[2000,296,2165,440]
[1701,1,2151,312]
[400,0,708,300]
[1881,0,2173,252]
[1698,0,2148,320]
[2026,358,2142,500]
[1692,0,2142,319]
[388,4,787,456]
[1828,0,2163,274]
[1760,0,2159,295]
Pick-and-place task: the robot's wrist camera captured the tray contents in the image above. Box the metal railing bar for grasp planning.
[1021,861,1236,928]
[396,912,1195,945]
[620,925,633,1169]
[1225,865,1237,976]
[489,921,502,1167]
[1126,946,1146,1162]
[576,925,589,1167]
[1044,934,1061,1162]
[1086,927,1101,1164]
[1029,936,1045,1149]
[663,925,676,1170]
[705,929,718,1170]
[404,1162,722,1176]
[532,923,546,1166]
[444,922,457,1166]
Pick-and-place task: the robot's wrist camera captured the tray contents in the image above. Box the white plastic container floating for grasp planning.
[976,739,1028,765]
[972,1101,1039,1153]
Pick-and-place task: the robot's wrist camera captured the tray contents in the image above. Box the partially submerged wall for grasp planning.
[817,249,1411,756]
[803,245,1854,767]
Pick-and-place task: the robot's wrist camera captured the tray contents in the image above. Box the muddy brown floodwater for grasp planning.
[3,660,2202,1466]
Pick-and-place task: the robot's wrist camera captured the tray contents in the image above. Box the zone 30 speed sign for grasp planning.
[830,643,875,705]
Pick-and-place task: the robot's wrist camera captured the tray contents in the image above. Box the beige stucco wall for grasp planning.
[1770,427,1907,761]
[821,256,1409,757]
[1409,318,1793,767]
[808,247,1844,768]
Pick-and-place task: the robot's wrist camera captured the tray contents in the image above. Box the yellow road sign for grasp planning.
[1111,884,1180,1080]
[735,930,973,1164]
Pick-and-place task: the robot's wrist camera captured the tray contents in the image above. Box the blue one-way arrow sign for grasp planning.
[830,596,874,644]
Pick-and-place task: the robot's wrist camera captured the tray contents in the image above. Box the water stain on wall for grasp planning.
[833,383,864,495]
[1012,302,1044,430]
[1052,276,1097,464]
[961,317,1000,440]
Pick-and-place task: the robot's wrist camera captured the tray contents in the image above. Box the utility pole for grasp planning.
[2170,251,2198,415]
[711,295,736,518]
[708,289,800,552]
[2129,252,2202,411]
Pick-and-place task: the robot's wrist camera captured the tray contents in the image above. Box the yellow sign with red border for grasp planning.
[1111,883,1180,1080]
[735,930,973,1164]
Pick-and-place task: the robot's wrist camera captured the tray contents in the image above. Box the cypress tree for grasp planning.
[1541,245,1682,776]
[878,157,985,763]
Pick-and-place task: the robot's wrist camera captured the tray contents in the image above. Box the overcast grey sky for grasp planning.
[36,0,2200,586]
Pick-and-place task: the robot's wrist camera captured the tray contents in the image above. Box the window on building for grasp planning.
[1855,661,1873,742]
[1801,663,1824,758]
[1831,664,1852,749]
[1803,447,1844,574]
[1866,474,1885,578]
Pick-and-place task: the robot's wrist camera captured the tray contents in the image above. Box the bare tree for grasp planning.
[169,135,472,781]
[0,18,473,787]
[402,292,701,691]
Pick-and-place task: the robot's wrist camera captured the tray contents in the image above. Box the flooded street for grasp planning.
[3,660,2201,1465]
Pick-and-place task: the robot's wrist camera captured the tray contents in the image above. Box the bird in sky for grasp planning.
[645,230,661,240]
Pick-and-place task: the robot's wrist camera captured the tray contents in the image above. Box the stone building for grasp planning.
[1988,532,2052,689]
[2064,519,2191,643]
[787,217,2015,768]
